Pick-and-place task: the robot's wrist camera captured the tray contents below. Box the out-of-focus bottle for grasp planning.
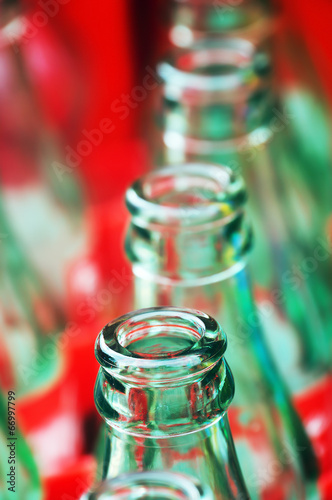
[0,2,93,495]
[94,307,250,499]
[0,0,86,305]
[165,0,332,249]
[0,389,42,499]
[125,164,319,499]
[168,0,273,47]
[156,39,332,392]
[81,471,213,500]
[0,190,65,397]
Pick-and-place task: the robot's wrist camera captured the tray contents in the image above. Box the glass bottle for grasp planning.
[0,0,86,305]
[165,1,332,249]
[81,471,213,500]
[94,306,250,500]
[0,188,65,397]
[125,164,318,499]
[0,389,42,499]
[168,0,273,48]
[156,39,332,396]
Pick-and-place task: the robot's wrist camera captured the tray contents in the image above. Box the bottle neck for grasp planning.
[95,355,233,439]
[125,167,276,405]
[126,218,251,283]
[94,307,233,439]
[94,308,249,498]
[126,164,252,281]
[158,38,274,143]
[100,414,249,499]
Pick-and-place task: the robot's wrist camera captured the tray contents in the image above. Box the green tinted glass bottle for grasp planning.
[0,1,83,396]
[0,190,65,397]
[94,307,250,500]
[125,164,318,499]
[0,1,86,305]
[156,39,332,396]
[166,0,332,250]
[168,0,272,47]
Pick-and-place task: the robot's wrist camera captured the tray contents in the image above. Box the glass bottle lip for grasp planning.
[95,306,227,385]
[126,163,247,231]
[81,471,212,500]
[157,37,269,99]
[169,0,273,46]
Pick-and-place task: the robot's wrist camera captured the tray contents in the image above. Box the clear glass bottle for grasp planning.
[0,189,65,397]
[81,471,213,500]
[0,0,86,397]
[0,0,86,305]
[156,39,332,396]
[165,1,332,249]
[94,306,250,500]
[125,164,319,499]
[168,0,273,48]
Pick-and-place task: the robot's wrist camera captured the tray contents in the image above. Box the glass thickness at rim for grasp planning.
[157,38,266,95]
[126,163,246,229]
[95,306,227,385]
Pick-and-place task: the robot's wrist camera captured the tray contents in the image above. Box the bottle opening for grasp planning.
[95,308,234,436]
[169,0,273,48]
[126,163,246,229]
[117,311,203,359]
[95,307,227,384]
[177,45,250,76]
[157,38,268,96]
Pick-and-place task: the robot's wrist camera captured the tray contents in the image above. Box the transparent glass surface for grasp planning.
[125,164,319,499]
[0,191,65,397]
[168,0,273,47]
[94,307,250,500]
[167,0,332,228]
[0,3,86,305]
[0,2,85,395]
[81,471,213,500]
[156,39,332,395]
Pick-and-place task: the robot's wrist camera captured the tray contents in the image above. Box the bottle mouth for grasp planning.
[95,307,227,385]
[169,0,273,47]
[126,163,246,231]
[82,471,212,500]
[158,38,270,100]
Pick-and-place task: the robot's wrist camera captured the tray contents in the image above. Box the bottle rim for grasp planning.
[126,163,247,231]
[95,306,227,385]
[157,37,269,99]
[168,0,274,49]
